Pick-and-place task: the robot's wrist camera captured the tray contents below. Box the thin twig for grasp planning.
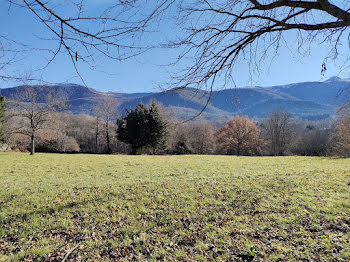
[61,244,80,262]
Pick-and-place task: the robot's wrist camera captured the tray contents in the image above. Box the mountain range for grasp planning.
[2,76,349,122]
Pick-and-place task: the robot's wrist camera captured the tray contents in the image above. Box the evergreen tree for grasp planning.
[0,90,6,143]
[117,102,168,154]
[147,102,168,153]
[173,140,192,155]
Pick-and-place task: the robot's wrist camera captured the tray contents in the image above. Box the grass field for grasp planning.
[0,153,349,261]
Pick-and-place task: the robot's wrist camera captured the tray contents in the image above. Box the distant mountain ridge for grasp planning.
[2,77,349,121]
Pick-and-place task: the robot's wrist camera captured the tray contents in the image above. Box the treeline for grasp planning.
[0,88,349,157]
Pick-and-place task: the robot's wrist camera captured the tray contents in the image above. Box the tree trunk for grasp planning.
[95,118,99,153]
[131,146,137,155]
[106,121,111,154]
[30,133,35,155]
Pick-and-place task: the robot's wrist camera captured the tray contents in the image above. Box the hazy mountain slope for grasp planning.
[2,84,102,101]
[209,87,298,113]
[2,77,349,120]
[271,78,350,105]
[118,88,221,114]
[242,99,334,118]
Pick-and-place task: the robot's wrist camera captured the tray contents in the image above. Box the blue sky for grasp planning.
[0,0,349,92]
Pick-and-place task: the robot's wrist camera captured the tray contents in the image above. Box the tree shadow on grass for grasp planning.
[1,191,117,225]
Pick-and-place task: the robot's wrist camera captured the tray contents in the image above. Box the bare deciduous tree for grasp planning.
[2,0,144,83]
[95,96,118,154]
[261,108,292,156]
[331,115,350,157]
[7,113,81,153]
[292,126,330,156]
[167,119,216,154]
[56,112,130,154]
[93,106,102,153]
[7,86,65,155]
[2,1,349,88]
[112,0,350,105]
[187,120,216,154]
[34,116,81,153]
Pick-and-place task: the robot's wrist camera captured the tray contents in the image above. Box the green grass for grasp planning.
[0,153,349,261]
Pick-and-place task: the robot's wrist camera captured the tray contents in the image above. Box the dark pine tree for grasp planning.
[116,102,168,154]
[174,140,192,155]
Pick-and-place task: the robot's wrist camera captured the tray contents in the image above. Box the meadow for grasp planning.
[0,153,349,261]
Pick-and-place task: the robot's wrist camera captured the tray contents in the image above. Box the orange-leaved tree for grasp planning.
[217,115,264,156]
